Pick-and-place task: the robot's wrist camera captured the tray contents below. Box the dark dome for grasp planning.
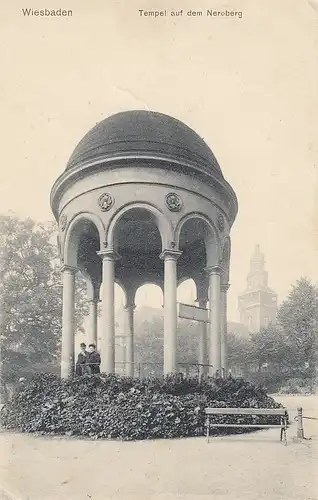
[66,110,223,177]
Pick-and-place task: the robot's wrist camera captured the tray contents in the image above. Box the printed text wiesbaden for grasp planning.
[22,8,73,16]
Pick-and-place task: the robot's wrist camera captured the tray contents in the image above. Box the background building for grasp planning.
[238,245,278,333]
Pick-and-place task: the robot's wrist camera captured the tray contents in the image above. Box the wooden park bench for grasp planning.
[205,407,289,445]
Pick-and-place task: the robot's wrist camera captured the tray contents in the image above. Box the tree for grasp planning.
[177,320,200,366]
[134,315,164,376]
[134,315,199,377]
[238,278,318,390]
[277,277,318,379]
[248,324,296,372]
[0,215,88,384]
[227,333,251,375]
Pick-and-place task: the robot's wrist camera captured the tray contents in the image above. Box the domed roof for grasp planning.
[66,110,223,177]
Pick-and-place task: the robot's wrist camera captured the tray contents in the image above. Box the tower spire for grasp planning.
[238,245,278,333]
[249,244,265,274]
[247,244,267,289]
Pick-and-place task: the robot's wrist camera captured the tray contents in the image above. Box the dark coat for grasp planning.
[75,351,89,376]
[88,351,101,374]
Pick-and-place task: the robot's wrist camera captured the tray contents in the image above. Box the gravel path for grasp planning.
[0,395,317,500]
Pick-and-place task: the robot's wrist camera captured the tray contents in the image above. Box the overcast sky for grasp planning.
[1,0,317,321]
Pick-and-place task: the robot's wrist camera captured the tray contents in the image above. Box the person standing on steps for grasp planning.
[75,342,89,375]
[87,344,101,374]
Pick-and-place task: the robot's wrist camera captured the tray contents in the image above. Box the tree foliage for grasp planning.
[277,277,318,373]
[240,278,318,388]
[248,325,294,370]
[227,333,250,370]
[0,215,88,383]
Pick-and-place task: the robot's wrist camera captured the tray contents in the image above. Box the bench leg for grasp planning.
[206,416,210,444]
[280,419,287,445]
[283,419,287,446]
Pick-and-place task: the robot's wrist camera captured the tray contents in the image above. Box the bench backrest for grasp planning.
[205,407,287,416]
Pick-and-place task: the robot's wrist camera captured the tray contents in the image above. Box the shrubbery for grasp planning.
[0,373,285,440]
[279,377,315,395]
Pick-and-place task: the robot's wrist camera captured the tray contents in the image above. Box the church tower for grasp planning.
[238,245,278,333]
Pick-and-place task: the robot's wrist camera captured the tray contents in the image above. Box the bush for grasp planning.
[0,373,285,440]
[280,378,315,395]
[246,372,288,393]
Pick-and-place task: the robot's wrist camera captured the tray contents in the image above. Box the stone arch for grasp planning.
[106,202,173,251]
[96,278,126,301]
[177,276,193,288]
[114,279,128,307]
[136,279,164,290]
[135,282,164,308]
[63,212,105,267]
[78,267,95,301]
[174,212,221,267]
[177,277,197,304]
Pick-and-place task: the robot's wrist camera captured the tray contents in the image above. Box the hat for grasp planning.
[80,342,86,347]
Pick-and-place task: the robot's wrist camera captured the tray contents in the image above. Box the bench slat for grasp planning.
[208,424,285,428]
[205,408,286,416]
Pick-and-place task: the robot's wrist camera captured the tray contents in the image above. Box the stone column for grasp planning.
[87,298,99,346]
[195,273,209,378]
[197,297,208,378]
[160,249,182,375]
[220,283,230,377]
[125,298,136,377]
[97,250,119,374]
[61,265,76,379]
[206,265,222,376]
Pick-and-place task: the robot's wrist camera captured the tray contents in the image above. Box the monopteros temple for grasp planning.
[50,111,238,378]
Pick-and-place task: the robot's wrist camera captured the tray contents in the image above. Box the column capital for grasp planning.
[159,249,182,261]
[86,297,101,304]
[60,264,78,274]
[221,283,231,293]
[194,271,207,282]
[124,302,136,311]
[196,299,208,308]
[97,249,121,261]
[204,265,224,276]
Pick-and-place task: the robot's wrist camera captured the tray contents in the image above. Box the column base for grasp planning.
[61,359,74,379]
[126,363,134,378]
